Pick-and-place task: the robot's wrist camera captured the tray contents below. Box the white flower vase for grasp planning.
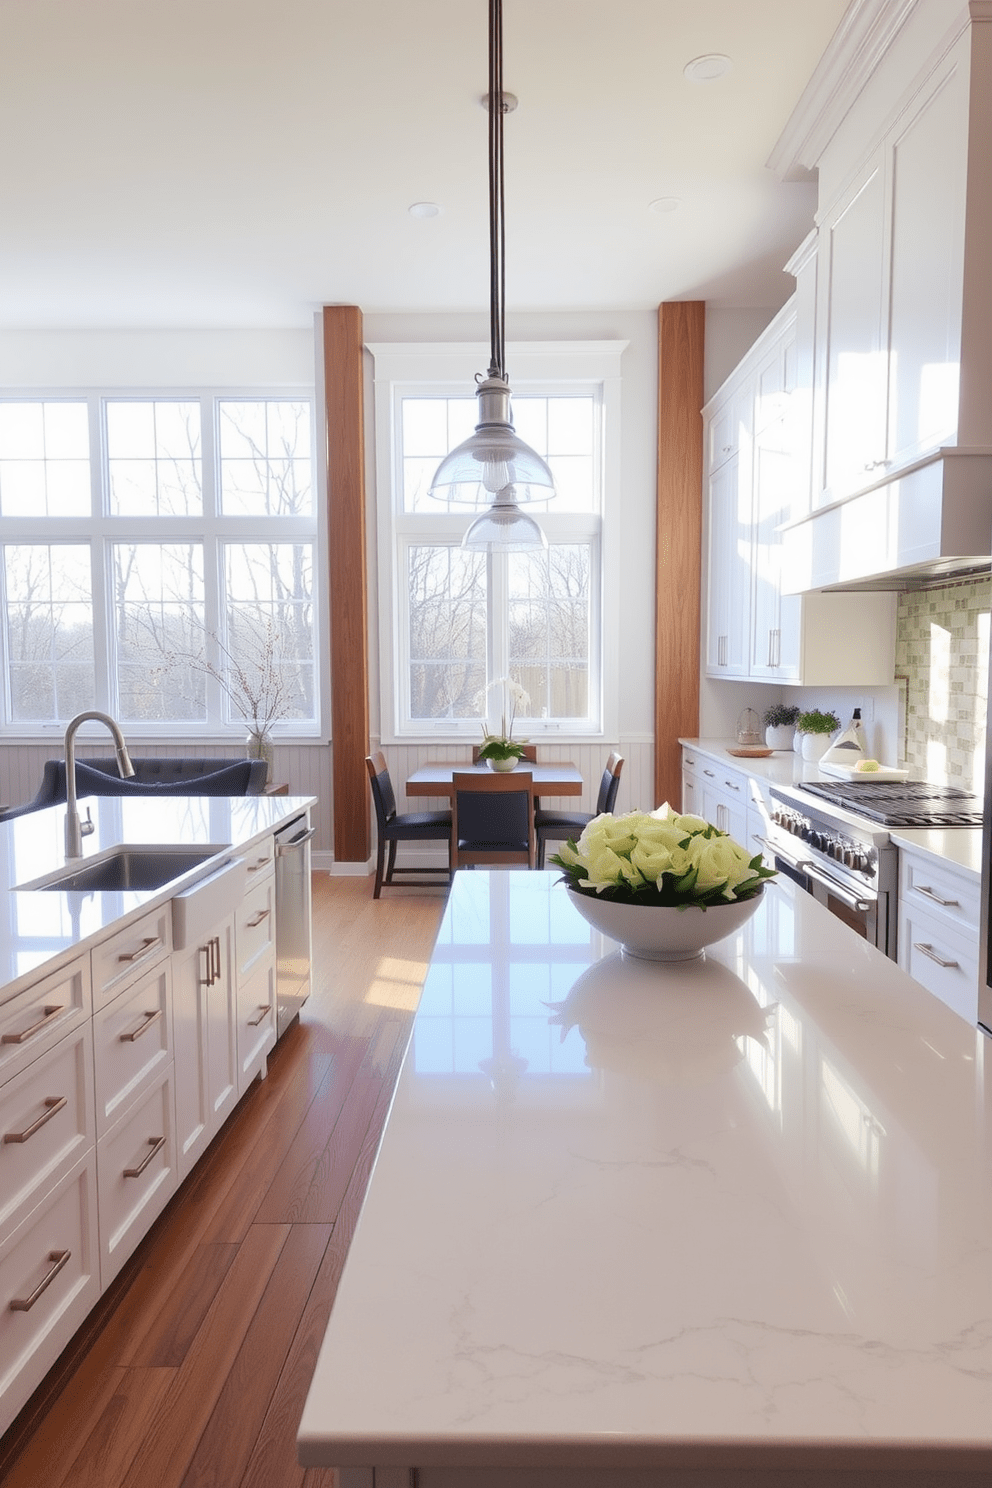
[764,724,795,751]
[800,732,833,763]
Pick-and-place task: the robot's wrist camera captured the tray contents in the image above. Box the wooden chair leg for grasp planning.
[373,838,387,898]
[384,839,398,886]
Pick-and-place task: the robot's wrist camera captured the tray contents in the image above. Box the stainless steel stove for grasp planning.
[765,779,982,960]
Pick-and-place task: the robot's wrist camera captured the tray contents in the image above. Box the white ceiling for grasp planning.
[0,0,850,330]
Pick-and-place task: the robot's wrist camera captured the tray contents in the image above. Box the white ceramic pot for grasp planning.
[800,732,833,762]
[488,755,519,772]
[764,724,795,751]
[565,887,764,962]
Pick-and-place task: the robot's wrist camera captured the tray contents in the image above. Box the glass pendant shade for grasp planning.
[462,486,548,552]
[429,373,554,506]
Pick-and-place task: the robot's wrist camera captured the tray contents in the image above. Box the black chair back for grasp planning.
[367,751,398,828]
[596,752,624,815]
[452,771,535,868]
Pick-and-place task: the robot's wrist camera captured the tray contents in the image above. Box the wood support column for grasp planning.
[654,301,704,811]
[323,305,371,865]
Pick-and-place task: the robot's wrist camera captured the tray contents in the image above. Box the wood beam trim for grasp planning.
[654,301,704,811]
[324,305,371,865]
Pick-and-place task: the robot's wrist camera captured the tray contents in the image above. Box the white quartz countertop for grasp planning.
[0,793,315,1002]
[679,736,839,788]
[890,827,983,879]
[298,871,992,1476]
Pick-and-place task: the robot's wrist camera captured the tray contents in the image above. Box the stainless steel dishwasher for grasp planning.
[274,811,314,1038]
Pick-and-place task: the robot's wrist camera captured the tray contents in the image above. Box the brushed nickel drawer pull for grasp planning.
[2,1004,64,1045]
[116,935,162,966]
[211,935,221,983]
[246,908,270,929]
[9,1249,71,1311]
[4,1096,67,1144]
[246,856,271,873]
[917,885,959,908]
[119,1008,162,1043]
[123,1134,166,1178]
[913,942,959,970]
[247,1005,270,1027]
[200,943,213,988]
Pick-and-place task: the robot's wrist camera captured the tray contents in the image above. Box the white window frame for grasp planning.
[369,341,625,745]
[0,386,324,743]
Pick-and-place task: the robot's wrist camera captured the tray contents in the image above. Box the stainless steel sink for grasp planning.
[18,846,225,894]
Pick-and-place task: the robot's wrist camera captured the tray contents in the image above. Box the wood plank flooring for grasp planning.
[0,875,447,1488]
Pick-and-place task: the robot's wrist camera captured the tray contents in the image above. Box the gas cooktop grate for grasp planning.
[799,780,983,827]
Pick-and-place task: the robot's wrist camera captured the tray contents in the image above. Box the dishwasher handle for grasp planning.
[275,826,315,857]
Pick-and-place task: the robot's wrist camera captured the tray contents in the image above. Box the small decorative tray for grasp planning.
[727,746,774,758]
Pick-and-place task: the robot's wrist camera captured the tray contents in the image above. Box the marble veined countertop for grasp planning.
[0,793,315,1003]
[298,870,992,1480]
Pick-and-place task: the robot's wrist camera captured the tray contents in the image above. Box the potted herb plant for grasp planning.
[762,703,801,752]
[795,708,841,763]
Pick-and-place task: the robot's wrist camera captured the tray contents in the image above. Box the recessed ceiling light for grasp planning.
[683,53,732,83]
[649,196,682,215]
[408,202,441,218]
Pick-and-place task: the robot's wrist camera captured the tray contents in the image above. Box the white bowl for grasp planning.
[565,886,763,962]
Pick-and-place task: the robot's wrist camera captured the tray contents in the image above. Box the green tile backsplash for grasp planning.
[895,577,989,791]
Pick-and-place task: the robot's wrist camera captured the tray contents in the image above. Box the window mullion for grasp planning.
[91,396,114,713]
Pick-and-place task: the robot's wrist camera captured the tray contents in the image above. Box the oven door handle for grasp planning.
[766,837,873,914]
[800,860,873,914]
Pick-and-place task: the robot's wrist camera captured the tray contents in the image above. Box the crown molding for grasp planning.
[767,0,921,180]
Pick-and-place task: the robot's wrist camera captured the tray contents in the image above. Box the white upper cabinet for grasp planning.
[781,13,992,590]
[703,299,895,687]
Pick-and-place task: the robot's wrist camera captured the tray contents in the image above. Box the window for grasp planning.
[372,342,624,741]
[0,393,318,736]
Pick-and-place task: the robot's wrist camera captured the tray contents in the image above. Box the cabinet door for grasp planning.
[886,56,967,468]
[705,453,750,677]
[236,957,275,1094]
[818,156,888,502]
[750,330,799,680]
[173,918,237,1182]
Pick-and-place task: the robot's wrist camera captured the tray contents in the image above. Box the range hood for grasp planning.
[781,446,992,595]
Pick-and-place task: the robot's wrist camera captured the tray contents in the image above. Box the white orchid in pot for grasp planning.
[474,676,531,770]
[551,806,777,961]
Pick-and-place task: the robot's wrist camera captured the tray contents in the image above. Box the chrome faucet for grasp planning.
[63,711,135,858]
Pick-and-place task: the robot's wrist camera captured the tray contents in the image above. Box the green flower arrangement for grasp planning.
[551,806,776,910]
[796,708,841,736]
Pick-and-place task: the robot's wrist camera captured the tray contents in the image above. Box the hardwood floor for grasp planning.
[0,875,447,1488]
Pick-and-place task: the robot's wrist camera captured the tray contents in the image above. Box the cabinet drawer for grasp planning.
[900,856,980,935]
[91,904,172,1012]
[900,903,978,1025]
[0,1152,100,1439]
[242,837,275,880]
[0,957,91,1089]
[97,1066,176,1287]
[236,875,275,981]
[92,963,172,1137]
[237,957,275,1091]
[0,1023,95,1235]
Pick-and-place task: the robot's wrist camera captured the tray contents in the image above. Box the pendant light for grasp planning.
[429,0,554,551]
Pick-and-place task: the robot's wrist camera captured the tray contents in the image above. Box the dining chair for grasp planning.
[365,752,452,898]
[535,751,624,868]
[451,770,535,869]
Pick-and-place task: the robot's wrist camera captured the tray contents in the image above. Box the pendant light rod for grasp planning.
[488,0,506,380]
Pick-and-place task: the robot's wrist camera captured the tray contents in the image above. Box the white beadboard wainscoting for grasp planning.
[364,737,656,875]
[0,738,656,876]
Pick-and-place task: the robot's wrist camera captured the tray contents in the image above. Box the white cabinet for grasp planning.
[898,849,979,1024]
[171,856,248,1179]
[0,952,100,1435]
[234,861,276,1092]
[703,302,895,686]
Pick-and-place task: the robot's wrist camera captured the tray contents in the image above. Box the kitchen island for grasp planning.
[0,791,315,1436]
[298,870,992,1486]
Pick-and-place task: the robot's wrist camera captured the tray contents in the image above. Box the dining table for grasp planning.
[405,761,583,800]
